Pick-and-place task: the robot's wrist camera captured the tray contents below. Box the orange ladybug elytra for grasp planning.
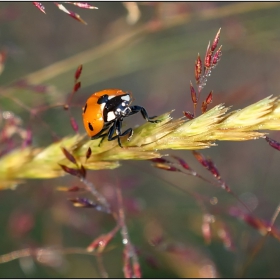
[82,89,159,147]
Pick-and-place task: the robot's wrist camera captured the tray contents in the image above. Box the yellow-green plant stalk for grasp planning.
[0,95,280,189]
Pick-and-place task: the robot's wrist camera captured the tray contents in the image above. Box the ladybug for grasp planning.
[82,89,160,147]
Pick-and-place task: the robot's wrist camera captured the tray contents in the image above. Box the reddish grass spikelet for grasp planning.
[80,164,87,178]
[153,162,180,172]
[65,64,83,110]
[196,29,222,92]
[75,64,83,80]
[211,28,221,52]
[183,111,194,119]
[201,101,208,114]
[190,81,197,106]
[172,155,192,171]
[86,147,92,160]
[195,53,202,83]
[87,225,120,253]
[73,81,81,93]
[207,158,220,179]
[193,151,222,180]
[205,52,212,70]
[54,2,87,25]
[63,2,98,10]
[212,45,222,67]
[70,117,79,133]
[192,151,209,168]
[33,2,46,14]
[150,157,170,164]
[201,90,214,113]
[67,10,86,25]
[185,29,222,117]
[61,147,77,165]
[33,2,97,24]
[205,28,221,69]
[206,90,213,104]
[59,164,81,177]
[265,136,280,151]
[204,41,212,69]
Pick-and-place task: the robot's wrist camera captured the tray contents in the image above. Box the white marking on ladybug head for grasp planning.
[107,111,116,121]
[121,95,130,102]
[115,108,121,116]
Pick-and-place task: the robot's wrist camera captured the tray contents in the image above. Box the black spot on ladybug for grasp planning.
[88,122,94,131]
[83,103,88,113]
[97,94,109,104]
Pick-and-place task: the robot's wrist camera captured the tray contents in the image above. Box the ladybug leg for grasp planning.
[129,105,160,123]
[115,119,134,144]
[107,121,123,147]
[92,132,109,147]
[90,123,111,140]
[108,120,133,148]
[107,121,117,140]
[98,135,107,147]
[91,123,113,147]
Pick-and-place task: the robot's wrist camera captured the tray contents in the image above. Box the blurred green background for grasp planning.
[0,2,280,278]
